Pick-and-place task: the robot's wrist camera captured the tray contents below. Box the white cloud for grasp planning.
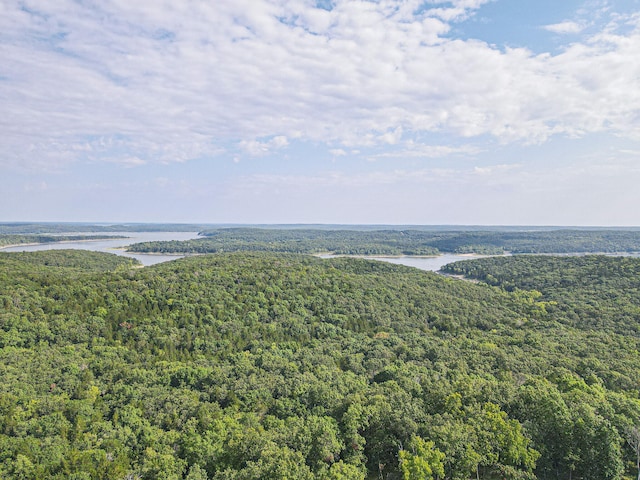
[330,149,347,156]
[112,156,147,168]
[1,0,640,171]
[373,143,481,159]
[239,136,290,156]
[23,181,48,192]
[543,21,586,34]
[232,164,487,192]
[270,136,289,148]
[379,127,403,145]
[473,164,521,175]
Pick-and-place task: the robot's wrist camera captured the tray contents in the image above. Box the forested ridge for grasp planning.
[443,255,640,336]
[1,250,640,479]
[128,227,640,256]
[0,235,126,248]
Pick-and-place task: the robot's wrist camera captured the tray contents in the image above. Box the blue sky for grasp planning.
[2,0,640,225]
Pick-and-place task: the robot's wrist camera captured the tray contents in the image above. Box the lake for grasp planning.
[3,233,487,270]
[318,253,489,272]
[1,232,201,266]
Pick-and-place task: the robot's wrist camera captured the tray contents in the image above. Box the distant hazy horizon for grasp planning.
[3,222,640,232]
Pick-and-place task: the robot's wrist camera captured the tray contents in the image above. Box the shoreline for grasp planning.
[314,252,495,259]
[437,271,481,283]
[117,247,189,257]
[314,253,439,259]
[0,236,130,251]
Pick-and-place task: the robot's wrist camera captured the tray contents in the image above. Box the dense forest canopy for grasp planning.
[0,235,127,248]
[1,249,640,479]
[127,227,640,256]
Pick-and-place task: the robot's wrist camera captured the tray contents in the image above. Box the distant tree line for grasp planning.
[0,234,126,248]
[127,227,640,256]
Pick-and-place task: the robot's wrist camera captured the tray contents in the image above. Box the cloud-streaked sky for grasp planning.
[2,0,640,225]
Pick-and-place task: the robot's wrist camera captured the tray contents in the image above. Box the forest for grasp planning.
[128,227,640,256]
[0,235,125,248]
[1,248,640,479]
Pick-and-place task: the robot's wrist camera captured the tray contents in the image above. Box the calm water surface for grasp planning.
[6,236,634,271]
[362,252,640,272]
[320,254,489,272]
[1,232,201,266]
[369,254,489,272]
[3,234,486,270]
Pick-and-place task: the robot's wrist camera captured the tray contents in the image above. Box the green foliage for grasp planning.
[0,235,128,248]
[1,250,640,479]
[128,228,440,256]
[399,436,445,480]
[0,249,139,271]
[127,227,640,256]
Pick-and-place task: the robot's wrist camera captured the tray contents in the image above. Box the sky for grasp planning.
[1,0,640,226]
